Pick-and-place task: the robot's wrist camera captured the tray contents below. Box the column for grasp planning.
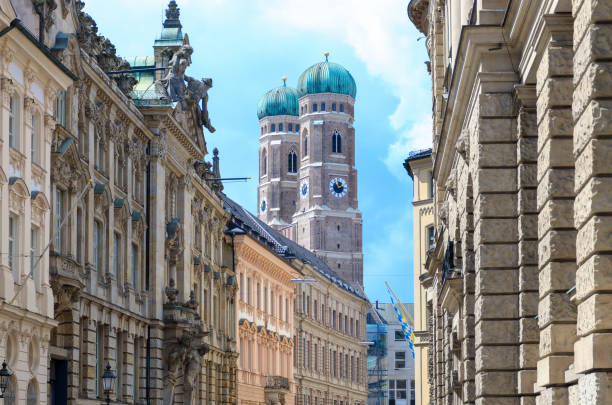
[513,86,539,405]
[473,74,520,404]
[572,0,612,403]
[535,15,577,403]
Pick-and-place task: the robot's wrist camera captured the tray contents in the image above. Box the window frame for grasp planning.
[9,93,20,150]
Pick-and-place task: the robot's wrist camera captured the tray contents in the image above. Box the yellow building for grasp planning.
[403,149,433,405]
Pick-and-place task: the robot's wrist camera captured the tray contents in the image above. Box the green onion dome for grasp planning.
[257,78,300,119]
[297,53,356,99]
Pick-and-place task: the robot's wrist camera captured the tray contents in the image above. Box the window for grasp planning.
[93,221,103,271]
[31,114,39,164]
[296,124,300,132]
[56,91,66,126]
[394,352,406,369]
[332,129,342,153]
[288,150,298,173]
[345,315,348,333]
[131,244,138,288]
[321,303,325,323]
[428,171,434,198]
[427,226,435,251]
[395,330,406,341]
[96,324,105,396]
[356,320,360,338]
[314,299,318,320]
[333,310,336,328]
[340,104,344,112]
[332,103,336,111]
[288,123,293,132]
[264,287,268,312]
[271,124,276,132]
[314,343,318,371]
[9,93,19,149]
[239,274,244,301]
[410,380,415,405]
[303,135,308,157]
[9,215,18,282]
[257,283,261,309]
[31,227,39,289]
[247,277,251,305]
[313,103,318,112]
[279,123,283,132]
[279,295,283,319]
[285,298,289,321]
[321,102,326,111]
[55,189,65,253]
[113,233,120,279]
[350,318,354,336]
[261,149,267,176]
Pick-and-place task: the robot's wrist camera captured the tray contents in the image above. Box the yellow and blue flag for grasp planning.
[388,293,415,359]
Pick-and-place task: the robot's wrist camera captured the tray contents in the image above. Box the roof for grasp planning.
[297,59,356,99]
[222,193,367,300]
[257,83,299,119]
[403,148,432,178]
[371,303,414,326]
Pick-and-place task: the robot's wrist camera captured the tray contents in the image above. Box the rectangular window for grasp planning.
[427,226,435,251]
[410,380,415,405]
[8,215,18,282]
[239,274,244,301]
[313,103,318,112]
[356,320,360,338]
[333,310,336,328]
[131,244,138,288]
[55,189,65,253]
[257,283,261,309]
[428,171,434,198]
[56,91,66,126]
[264,286,268,312]
[9,94,18,149]
[113,233,120,280]
[345,315,348,333]
[395,330,406,341]
[395,351,406,369]
[321,304,325,323]
[321,102,326,111]
[247,277,251,305]
[313,299,317,320]
[350,318,354,336]
[356,356,360,383]
[285,298,289,322]
[279,123,283,132]
[332,103,336,111]
[31,226,39,289]
[288,123,293,132]
[296,124,300,132]
[314,343,318,371]
[31,114,38,164]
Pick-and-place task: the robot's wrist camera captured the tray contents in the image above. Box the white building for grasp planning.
[367,303,415,405]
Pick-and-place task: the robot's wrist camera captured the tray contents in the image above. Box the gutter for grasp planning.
[0,19,77,81]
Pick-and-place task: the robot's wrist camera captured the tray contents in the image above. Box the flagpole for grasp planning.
[385,281,415,325]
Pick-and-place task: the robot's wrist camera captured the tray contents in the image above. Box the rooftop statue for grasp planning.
[155,44,216,133]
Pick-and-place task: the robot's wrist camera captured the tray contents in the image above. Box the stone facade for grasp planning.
[404,150,434,405]
[407,0,612,404]
[0,1,74,403]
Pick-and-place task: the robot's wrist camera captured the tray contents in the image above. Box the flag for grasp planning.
[388,292,415,358]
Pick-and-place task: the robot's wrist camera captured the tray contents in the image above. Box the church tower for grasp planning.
[256,78,301,229]
[293,54,363,287]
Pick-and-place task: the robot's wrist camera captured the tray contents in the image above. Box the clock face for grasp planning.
[300,180,309,199]
[329,177,348,198]
[260,199,266,213]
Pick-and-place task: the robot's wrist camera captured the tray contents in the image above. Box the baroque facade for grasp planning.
[404,149,433,405]
[0,1,74,403]
[0,0,236,404]
[409,0,612,404]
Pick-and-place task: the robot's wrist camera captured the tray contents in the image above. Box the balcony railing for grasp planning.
[265,376,290,390]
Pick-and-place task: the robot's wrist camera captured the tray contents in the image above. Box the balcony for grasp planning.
[49,253,85,312]
[265,376,290,391]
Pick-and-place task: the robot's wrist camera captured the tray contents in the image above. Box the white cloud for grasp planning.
[384,114,432,179]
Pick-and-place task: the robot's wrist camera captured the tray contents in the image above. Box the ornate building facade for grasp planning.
[257,57,363,288]
[404,149,433,405]
[0,1,75,403]
[0,1,236,404]
[409,0,612,404]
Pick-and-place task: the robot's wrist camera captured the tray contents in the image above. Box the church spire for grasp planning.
[163,1,182,29]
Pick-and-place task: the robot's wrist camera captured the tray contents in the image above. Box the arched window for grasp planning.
[313,104,318,112]
[288,123,293,132]
[321,102,326,111]
[340,104,344,112]
[279,123,283,132]
[271,124,276,132]
[288,150,298,173]
[9,93,19,149]
[332,129,342,153]
[332,103,337,111]
[303,131,308,157]
[31,113,39,164]
[261,149,267,176]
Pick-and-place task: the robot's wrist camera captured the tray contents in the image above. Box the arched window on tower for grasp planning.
[261,149,267,176]
[332,129,342,154]
[303,130,308,157]
[288,150,298,173]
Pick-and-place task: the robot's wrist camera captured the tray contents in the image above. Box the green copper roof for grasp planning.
[297,57,356,99]
[257,81,299,119]
[125,56,154,68]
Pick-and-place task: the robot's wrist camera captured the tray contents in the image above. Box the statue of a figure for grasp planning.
[183,344,209,405]
[185,76,216,133]
[156,44,193,102]
[162,335,191,405]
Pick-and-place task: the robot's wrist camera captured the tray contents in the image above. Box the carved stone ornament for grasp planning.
[165,278,179,304]
[445,168,456,199]
[150,134,169,158]
[456,128,469,160]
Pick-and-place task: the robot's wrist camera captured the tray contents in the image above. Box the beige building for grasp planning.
[0,0,237,404]
[404,150,433,405]
[0,0,75,402]
[408,0,612,404]
[224,195,299,405]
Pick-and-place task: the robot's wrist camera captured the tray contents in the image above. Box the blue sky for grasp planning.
[84,0,431,304]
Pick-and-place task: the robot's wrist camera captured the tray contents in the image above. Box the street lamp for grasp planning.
[0,361,11,399]
[102,363,116,405]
